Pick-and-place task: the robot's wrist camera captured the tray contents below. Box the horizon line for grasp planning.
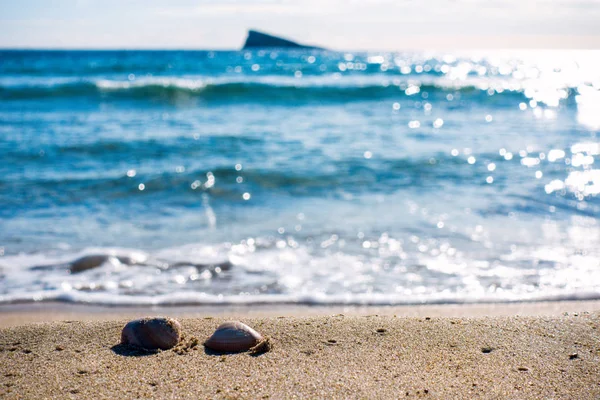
[1,47,599,52]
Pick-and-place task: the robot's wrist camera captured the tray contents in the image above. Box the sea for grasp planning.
[0,49,598,306]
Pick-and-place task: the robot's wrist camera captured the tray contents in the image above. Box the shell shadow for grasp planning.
[203,346,239,356]
[202,345,270,357]
[110,344,159,357]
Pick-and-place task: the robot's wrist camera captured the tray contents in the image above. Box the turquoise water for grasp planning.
[0,50,598,305]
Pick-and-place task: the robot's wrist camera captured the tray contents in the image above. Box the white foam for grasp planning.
[1,238,599,306]
[1,288,599,306]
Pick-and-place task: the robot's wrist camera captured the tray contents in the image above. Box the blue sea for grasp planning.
[0,49,599,306]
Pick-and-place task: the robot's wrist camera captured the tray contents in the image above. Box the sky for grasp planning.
[1,0,600,50]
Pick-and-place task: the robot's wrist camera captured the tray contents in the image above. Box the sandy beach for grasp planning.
[1,301,599,399]
[2,46,600,399]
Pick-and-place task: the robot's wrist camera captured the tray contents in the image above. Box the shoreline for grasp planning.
[2,299,600,328]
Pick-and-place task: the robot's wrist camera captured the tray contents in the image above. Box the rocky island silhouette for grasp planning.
[242,29,324,49]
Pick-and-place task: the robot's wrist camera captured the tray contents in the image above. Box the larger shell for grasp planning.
[204,321,263,353]
[121,317,182,350]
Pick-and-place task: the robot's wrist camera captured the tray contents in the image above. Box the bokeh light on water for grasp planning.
[0,49,598,305]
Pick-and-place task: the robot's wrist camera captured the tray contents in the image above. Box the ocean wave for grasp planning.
[1,245,599,307]
[0,76,532,103]
[0,151,522,207]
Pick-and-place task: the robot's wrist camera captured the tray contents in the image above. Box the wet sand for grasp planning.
[1,302,599,399]
[2,300,600,328]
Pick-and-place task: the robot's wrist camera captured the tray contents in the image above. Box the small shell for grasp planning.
[204,321,263,353]
[121,317,182,350]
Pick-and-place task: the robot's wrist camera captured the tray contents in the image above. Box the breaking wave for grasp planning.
[0,76,534,103]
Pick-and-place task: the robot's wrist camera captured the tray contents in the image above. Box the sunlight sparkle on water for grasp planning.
[3,49,600,307]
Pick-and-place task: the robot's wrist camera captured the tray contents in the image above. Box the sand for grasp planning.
[3,300,600,328]
[1,302,599,399]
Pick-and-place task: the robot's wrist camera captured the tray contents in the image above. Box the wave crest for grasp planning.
[0,76,530,103]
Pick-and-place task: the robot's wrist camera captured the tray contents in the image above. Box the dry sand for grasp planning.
[1,303,599,399]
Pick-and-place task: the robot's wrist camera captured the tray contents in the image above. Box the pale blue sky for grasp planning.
[1,0,599,49]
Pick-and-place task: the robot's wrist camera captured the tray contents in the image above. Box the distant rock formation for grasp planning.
[242,30,323,50]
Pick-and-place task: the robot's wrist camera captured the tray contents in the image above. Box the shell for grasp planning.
[204,321,263,353]
[120,317,182,350]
